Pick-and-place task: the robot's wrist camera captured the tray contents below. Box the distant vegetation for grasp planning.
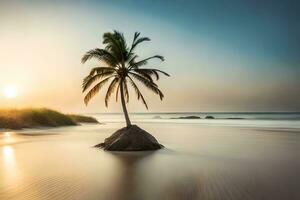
[67,114,98,123]
[0,108,98,130]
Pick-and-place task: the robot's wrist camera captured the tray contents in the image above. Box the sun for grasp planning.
[3,86,18,99]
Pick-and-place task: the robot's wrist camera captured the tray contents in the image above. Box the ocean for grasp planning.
[91,112,300,129]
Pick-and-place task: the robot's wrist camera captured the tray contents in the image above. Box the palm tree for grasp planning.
[82,31,169,127]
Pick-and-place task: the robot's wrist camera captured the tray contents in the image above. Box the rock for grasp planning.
[95,125,163,151]
[226,117,244,119]
[205,116,215,119]
[171,116,201,119]
[153,115,162,119]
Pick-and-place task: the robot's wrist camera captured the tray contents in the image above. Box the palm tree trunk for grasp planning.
[120,81,131,127]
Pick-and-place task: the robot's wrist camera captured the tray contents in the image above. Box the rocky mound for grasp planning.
[171,116,200,119]
[205,116,215,119]
[95,125,163,151]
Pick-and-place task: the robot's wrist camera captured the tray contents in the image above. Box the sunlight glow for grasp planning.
[2,145,16,169]
[3,86,18,99]
[3,146,14,159]
[3,132,15,144]
[2,145,19,184]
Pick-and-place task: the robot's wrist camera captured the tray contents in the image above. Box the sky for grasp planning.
[0,0,299,113]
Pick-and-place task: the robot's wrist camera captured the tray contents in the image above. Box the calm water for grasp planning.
[0,113,300,200]
[92,112,300,129]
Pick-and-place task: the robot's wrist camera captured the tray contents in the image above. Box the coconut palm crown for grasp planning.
[82,31,169,127]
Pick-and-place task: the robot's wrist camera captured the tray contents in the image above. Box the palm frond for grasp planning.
[128,32,140,55]
[129,32,150,54]
[133,68,170,80]
[129,72,157,86]
[105,78,119,107]
[129,73,164,100]
[127,76,148,109]
[131,32,141,49]
[113,30,128,53]
[129,55,164,69]
[132,37,150,49]
[81,48,118,67]
[103,31,129,62]
[146,69,170,76]
[127,55,138,67]
[88,67,116,76]
[129,70,154,83]
[84,76,112,105]
[82,71,115,92]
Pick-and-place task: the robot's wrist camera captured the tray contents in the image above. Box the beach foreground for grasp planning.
[1,120,300,200]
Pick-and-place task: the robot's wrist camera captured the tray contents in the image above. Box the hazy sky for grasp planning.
[0,0,299,113]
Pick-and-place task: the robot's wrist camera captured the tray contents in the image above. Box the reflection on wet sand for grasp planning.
[1,132,16,144]
[111,152,155,200]
[1,144,21,190]
[3,145,16,169]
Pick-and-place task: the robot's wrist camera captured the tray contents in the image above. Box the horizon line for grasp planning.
[83,111,300,114]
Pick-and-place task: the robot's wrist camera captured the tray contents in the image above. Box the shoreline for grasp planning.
[0,108,99,130]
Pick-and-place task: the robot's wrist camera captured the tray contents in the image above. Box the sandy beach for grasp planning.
[1,0,299,199]
[1,117,300,200]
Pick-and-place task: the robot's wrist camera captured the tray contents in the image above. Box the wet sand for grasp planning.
[1,123,300,200]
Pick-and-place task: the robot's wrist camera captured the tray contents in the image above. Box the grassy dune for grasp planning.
[0,108,98,130]
[67,114,99,123]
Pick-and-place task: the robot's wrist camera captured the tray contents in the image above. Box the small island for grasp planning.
[0,108,98,130]
[205,116,215,119]
[171,116,201,119]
